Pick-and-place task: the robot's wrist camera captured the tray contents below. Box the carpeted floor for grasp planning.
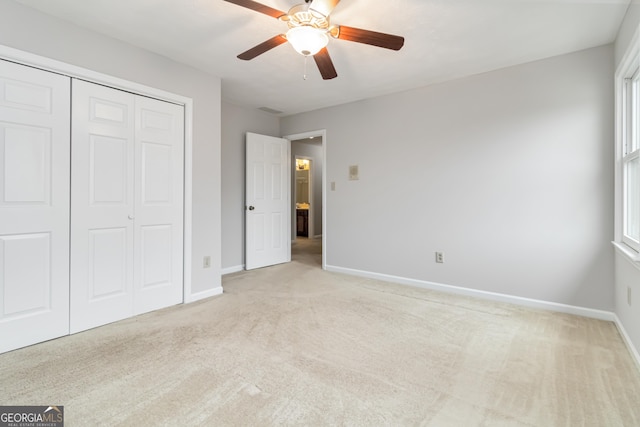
[1,238,639,426]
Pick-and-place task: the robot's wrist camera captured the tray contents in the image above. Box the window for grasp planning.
[617,40,640,258]
[622,71,640,251]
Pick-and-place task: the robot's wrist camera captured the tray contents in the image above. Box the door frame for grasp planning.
[284,130,327,270]
[0,45,197,302]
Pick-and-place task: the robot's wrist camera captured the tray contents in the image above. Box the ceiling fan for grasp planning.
[223,0,405,80]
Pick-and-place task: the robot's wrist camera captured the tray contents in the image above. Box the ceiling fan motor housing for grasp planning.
[281,4,330,31]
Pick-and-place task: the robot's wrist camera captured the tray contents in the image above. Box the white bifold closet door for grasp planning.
[70,80,184,333]
[0,60,71,353]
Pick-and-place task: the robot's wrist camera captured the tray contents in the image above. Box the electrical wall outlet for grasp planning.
[628,286,632,306]
[203,256,211,269]
[435,252,444,263]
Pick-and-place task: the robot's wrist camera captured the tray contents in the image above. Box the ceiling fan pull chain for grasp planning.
[303,55,308,80]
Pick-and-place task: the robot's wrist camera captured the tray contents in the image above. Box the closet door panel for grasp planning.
[72,82,184,330]
[90,135,128,204]
[133,96,184,314]
[70,80,135,334]
[88,228,128,298]
[1,233,50,315]
[0,60,70,353]
[3,126,50,202]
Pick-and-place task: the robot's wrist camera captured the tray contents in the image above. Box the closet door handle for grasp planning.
[128,215,135,220]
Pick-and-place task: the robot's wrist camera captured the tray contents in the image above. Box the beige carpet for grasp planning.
[1,238,640,426]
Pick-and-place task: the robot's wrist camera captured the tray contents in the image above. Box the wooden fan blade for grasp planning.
[335,25,405,51]
[223,0,286,19]
[313,48,338,80]
[309,0,340,17]
[238,35,288,60]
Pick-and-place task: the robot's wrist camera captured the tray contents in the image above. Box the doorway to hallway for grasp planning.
[291,237,322,267]
[288,131,325,269]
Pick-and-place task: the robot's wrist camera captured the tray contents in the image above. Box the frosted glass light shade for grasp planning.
[286,26,329,56]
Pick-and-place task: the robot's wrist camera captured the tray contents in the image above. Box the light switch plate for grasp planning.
[349,165,359,180]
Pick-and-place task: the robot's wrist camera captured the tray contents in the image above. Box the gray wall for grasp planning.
[614,5,640,362]
[0,1,222,297]
[282,45,614,311]
[221,102,280,272]
[292,139,323,238]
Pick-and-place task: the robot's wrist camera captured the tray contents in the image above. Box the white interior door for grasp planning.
[71,80,184,333]
[245,132,290,270]
[133,96,184,315]
[70,80,135,333]
[0,60,71,353]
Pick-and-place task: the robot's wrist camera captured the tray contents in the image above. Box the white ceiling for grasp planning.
[15,0,630,116]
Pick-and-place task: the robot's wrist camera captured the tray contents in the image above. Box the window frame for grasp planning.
[622,73,640,250]
[616,32,640,261]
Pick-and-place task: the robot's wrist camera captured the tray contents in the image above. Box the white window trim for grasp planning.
[615,25,640,264]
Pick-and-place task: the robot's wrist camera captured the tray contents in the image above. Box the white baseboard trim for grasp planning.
[185,286,223,303]
[222,265,244,275]
[613,314,640,371]
[325,265,615,321]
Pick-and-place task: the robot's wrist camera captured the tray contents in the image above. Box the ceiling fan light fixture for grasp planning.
[286,26,329,56]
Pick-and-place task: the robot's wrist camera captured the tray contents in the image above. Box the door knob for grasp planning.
[128,215,135,220]
[248,206,255,211]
